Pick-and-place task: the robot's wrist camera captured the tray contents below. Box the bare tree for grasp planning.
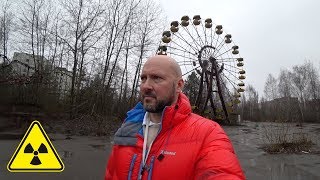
[101,0,127,89]
[246,85,259,121]
[264,73,278,101]
[17,0,55,72]
[0,0,14,62]
[262,74,279,121]
[130,0,163,105]
[105,0,141,92]
[305,60,320,100]
[117,23,134,114]
[58,0,106,116]
[278,69,292,98]
[290,63,309,124]
[291,65,308,103]
[303,61,320,122]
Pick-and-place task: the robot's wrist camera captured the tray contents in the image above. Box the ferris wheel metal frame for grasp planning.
[157,15,246,124]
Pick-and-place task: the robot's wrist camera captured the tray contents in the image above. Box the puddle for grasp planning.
[62,150,73,159]
[89,144,105,150]
[240,128,253,133]
[311,127,320,133]
[268,163,318,180]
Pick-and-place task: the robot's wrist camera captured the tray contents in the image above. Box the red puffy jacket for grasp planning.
[105,93,245,180]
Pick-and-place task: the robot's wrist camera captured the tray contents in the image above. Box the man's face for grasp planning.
[139,60,179,113]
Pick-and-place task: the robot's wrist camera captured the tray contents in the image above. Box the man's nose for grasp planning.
[140,78,153,90]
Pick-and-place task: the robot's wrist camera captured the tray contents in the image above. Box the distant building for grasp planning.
[11,52,51,76]
[10,52,72,98]
[54,67,72,97]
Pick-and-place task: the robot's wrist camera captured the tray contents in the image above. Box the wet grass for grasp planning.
[262,122,316,154]
[263,139,314,154]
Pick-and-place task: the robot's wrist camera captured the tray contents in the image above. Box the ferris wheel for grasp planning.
[157,15,246,124]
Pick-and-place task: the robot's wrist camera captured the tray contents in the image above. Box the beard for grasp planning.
[143,98,172,113]
[141,85,176,113]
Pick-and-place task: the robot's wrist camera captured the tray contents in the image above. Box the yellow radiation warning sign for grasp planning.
[7,120,64,172]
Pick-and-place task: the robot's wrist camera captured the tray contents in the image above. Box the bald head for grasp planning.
[144,55,182,78]
[140,55,184,113]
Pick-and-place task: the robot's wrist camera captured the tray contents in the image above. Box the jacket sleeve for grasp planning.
[105,146,116,180]
[194,122,245,180]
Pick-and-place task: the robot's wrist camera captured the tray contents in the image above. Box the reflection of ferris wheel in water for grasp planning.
[157,15,246,124]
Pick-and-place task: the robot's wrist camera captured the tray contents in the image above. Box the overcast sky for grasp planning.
[159,0,320,95]
[2,0,320,95]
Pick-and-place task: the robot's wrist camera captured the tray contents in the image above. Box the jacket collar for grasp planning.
[124,93,192,131]
[161,93,191,130]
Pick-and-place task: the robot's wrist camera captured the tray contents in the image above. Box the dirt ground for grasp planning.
[0,120,320,180]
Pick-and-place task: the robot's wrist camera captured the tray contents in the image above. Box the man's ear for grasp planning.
[176,78,184,93]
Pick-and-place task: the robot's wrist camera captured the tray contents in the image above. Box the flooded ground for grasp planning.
[224,121,320,180]
[0,121,319,180]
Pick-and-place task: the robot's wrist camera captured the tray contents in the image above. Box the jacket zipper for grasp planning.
[147,156,156,180]
[138,106,178,179]
[128,154,137,180]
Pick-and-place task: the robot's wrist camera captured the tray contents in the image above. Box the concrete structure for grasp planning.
[54,67,72,97]
[10,52,72,98]
[11,52,51,76]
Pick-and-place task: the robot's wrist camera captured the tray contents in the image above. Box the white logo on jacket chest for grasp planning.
[161,150,176,156]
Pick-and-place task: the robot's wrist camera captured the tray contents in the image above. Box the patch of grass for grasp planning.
[262,122,315,154]
[45,114,123,136]
[263,138,313,154]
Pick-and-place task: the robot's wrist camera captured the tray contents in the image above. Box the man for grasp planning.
[105,55,245,180]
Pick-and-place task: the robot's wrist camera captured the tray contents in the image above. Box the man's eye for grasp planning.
[153,76,162,82]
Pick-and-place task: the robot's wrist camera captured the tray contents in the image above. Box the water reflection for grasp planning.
[62,150,73,159]
[268,162,309,180]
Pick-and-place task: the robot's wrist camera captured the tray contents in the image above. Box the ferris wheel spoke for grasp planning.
[182,65,201,77]
[222,63,242,71]
[220,72,238,90]
[201,22,208,45]
[221,81,234,103]
[221,66,239,74]
[167,45,196,56]
[211,26,217,47]
[177,60,197,64]
[191,23,205,47]
[173,32,199,53]
[219,78,233,97]
[213,41,228,57]
[215,37,229,51]
[223,70,239,88]
[180,25,203,49]
[223,67,240,78]
[169,51,198,61]
[214,46,232,59]
[215,57,239,61]
[178,62,194,65]
[178,64,195,68]
[213,35,223,51]
[216,58,237,63]
[178,63,197,67]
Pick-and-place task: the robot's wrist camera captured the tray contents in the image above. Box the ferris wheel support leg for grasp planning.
[211,57,230,124]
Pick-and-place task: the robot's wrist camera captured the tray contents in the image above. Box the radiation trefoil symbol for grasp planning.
[7,121,64,172]
[24,143,48,165]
